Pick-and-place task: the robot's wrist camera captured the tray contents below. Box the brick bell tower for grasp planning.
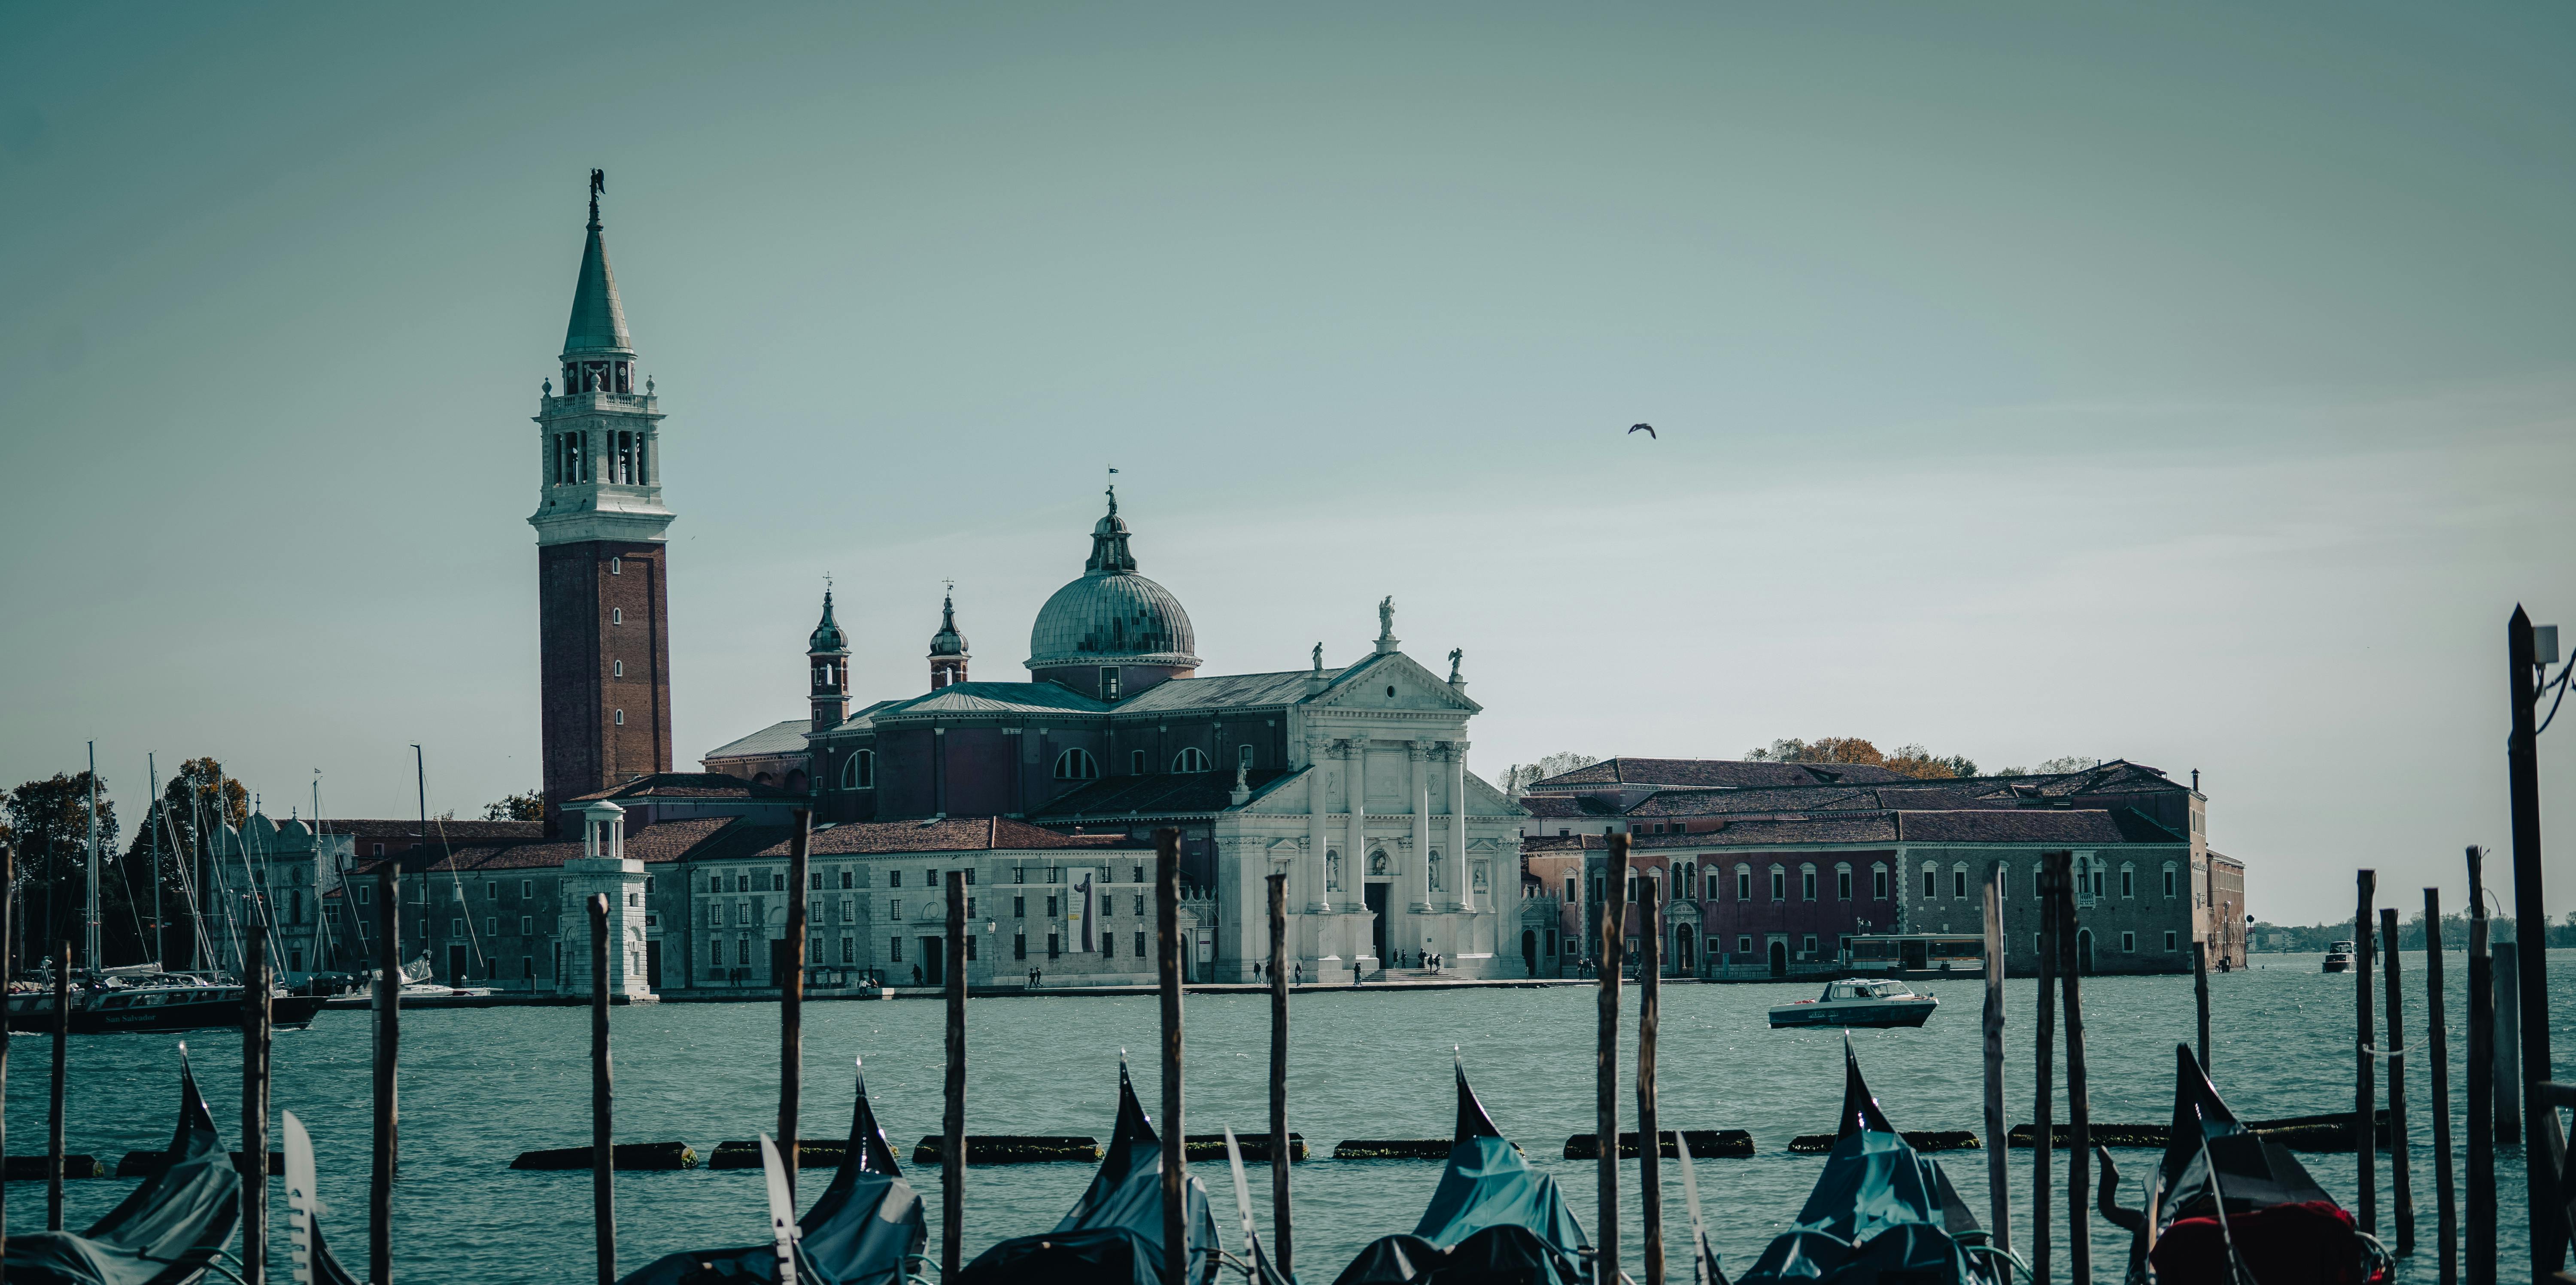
[530,170,674,829]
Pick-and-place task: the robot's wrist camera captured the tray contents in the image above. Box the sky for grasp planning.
[2,2,2570,924]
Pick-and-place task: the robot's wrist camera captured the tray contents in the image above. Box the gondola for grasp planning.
[1728,1040,2011,1285]
[4,1048,244,1285]
[282,1111,365,1285]
[954,1056,1222,1285]
[622,1060,930,1285]
[1328,1054,1589,1285]
[2137,1044,2392,1285]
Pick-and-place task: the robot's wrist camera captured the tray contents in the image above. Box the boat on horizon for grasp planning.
[2322,941,2355,973]
[6,967,328,1035]
[1768,978,1939,1029]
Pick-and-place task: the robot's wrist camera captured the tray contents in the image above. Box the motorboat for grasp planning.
[2323,941,2355,973]
[6,969,328,1035]
[1768,978,1938,1029]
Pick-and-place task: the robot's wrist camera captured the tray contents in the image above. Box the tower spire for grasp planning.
[810,585,850,732]
[929,583,971,689]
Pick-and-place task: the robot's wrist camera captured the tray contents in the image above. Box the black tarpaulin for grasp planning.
[954,1059,1220,1285]
[4,1054,243,1285]
[1331,1062,1587,1285]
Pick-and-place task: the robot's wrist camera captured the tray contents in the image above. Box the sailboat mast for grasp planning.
[149,752,163,969]
[413,745,427,975]
[84,740,100,977]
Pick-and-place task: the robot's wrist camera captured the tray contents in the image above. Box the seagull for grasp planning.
[1628,423,1656,439]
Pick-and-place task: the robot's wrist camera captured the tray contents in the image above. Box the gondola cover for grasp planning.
[1329,1062,1589,1285]
[621,1067,927,1285]
[1729,1045,1999,1285]
[4,1054,243,1285]
[2147,1044,2377,1285]
[953,1059,1221,1285]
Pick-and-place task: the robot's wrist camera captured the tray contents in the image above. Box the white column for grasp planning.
[1450,741,1470,911]
[1345,743,1367,965]
[1409,742,1432,911]
[1307,735,1331,913]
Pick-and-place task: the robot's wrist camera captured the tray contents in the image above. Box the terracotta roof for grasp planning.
[787,817,1142,856]
[352,817,735,874]
[322,819,547,842]
[1033,769,1295,820]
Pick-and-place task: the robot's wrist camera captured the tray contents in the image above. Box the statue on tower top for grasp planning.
[588,168,605,228]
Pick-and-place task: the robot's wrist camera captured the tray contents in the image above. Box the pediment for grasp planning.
[1313,652,1481,714]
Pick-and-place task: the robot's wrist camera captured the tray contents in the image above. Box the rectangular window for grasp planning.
[2122,869,2135,899]
[1131,749,1148,775]
[1048,932,1061,958]
[1737,935,1753,954]
[1102,896,1114,918]
[519,916,532,935]
[1737,870,1750,901]
[1133,894,1145,916]
[811,872,824,890]
[1104,932,1117,959]
[966,898,975,919]
[1133,865,1145,884]
[1802,934,1817,956]
[963,869,975,885]
[2163,868,2176,898]
[1134,930,1146,959]
[966,937,978,961]
[522,879,534,897]
[840,869,854,890]
[1014,933,1027,960]
[2164,930,2178,952]
[1770,869,1785,902]
[1924,869,1938,899]
[889,871,902,889]
[1013,866,1027,884]
[2121,931,2136,953]
[738,940,753,965]
[1954,869,1967,899]
[1704,873,1717,901]
[2036,933,2046,952]
[450,917,463,936]
[841,938,856,963]
[1836,870,1852,900]
[1014,896,1026,918]
[1801,870,1817,901]
[485,917,497,936]
[889,899,901,919]
[890,937,902,963]
[1100,667,1121,700]
[1047,895,1059,917]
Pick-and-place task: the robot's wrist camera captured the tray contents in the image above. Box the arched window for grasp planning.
[1238,744,1255,767]
[1054,748,1100,781]
[841,749,875,789]
[1173,746,1212,773]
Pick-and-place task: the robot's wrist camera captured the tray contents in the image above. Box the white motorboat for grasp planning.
[1768,978,1939,1029]
[2322,940,2355,973]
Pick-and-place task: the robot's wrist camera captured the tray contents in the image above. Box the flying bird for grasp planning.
[1628,423,1656,439]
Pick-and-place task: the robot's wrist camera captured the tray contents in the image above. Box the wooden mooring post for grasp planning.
[588,894,615,1285]
[2466,846,2496,1285]
[1596,834,1630,1285]
[781,811,809,1190]
[2425,887,2457,1285]
[243,924,270,1285]
[2355,869,2378,1236]
[48,937,67,1232]
[1155,829,1186,1285]
[2033,864,2059,1285]
[1266,872,1292,1278]
[1637,878,1663,1285]
[2193,940,2211,1072]
[1981,864,2010,1257]
[944,869,968,1280]
[0,847,11,1269]
[373,864,398,1285]
[2382,906,2412,1256]
[2504,606,2558,1279]
[2056,853,2091,1285]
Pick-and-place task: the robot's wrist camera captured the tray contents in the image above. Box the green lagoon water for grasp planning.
[23,951,2576,1281]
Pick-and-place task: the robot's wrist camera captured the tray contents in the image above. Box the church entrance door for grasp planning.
[1768,939,1787,978]
[449,945,471,986]
[1364,883,1388,963]
[1521,930,1537,977]
[920,938,945,987]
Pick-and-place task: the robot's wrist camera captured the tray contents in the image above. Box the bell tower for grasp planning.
[530,171,674,826]
[928,588,970,689]
[810,589,850,732]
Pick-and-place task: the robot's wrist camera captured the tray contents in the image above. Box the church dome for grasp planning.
[1026,489,1201,670]
[929,591,969,657]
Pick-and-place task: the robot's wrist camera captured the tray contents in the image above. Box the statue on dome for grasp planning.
[1377,595,1395,640]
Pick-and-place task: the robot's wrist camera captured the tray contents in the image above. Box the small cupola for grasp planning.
[808,589,849,732]
[929,589,970,689]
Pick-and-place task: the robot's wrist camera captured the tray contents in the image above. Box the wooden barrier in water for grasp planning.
[943,868,968,1279]
[2382,905,2414,1256]
[1789,1131,1979,1154]
[1155,828,1187,1285]
[513,1143,699,1171]
[1331,1139,1468,1160]
[2424,886,2458,1285]
[2466,845,2497,1285]
[911,1135,1100,1164]
[242,923,270,1285]
[1267,871,1293,1279]
[2010,1111,2391,1151]
[372,860,398,1285]
[49,937,67,1231]
[119,1150,284,1178]
[1981,863,2010,1259]
[781,810,809,1188]
[1187,1133,1305,1163]
[2032,869,2057,1285]
[1596,833,1629,1285]
[1637,877,1664,1285]
[2355,869,2377,1236]
[1563,1131,1754,1160]
[587,893,616,1285]
[4,1156,101,1181]
[2055,852,2091,1285]
[710,1139,832,1169]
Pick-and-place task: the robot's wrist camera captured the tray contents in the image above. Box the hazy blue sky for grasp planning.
[4,3,2570,923]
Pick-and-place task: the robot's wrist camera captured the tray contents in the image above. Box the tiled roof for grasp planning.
[571,772,799,802]
[871,682,1111,719]
[1531,758,1912,790]
[1033,769,1296,820]
[1115,668,1342,712]
[751,816,1144,857]
[322,819,547,842]
[1622,785,1888,817]
[702,719,812,761]
[1654,816,1902,846]
[1516,795,1624,819]
[355,817,735,874]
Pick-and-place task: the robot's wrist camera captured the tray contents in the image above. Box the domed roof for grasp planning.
[1026,489,1201,670]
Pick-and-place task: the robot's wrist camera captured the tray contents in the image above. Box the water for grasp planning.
[17,951,2574,1282]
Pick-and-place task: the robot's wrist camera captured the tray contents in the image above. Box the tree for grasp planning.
[2035,756,2100,774]
[5,769,120,972]
[1745,737,1977,780]
[483,790,545,822]
[1497,751,1601,796]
